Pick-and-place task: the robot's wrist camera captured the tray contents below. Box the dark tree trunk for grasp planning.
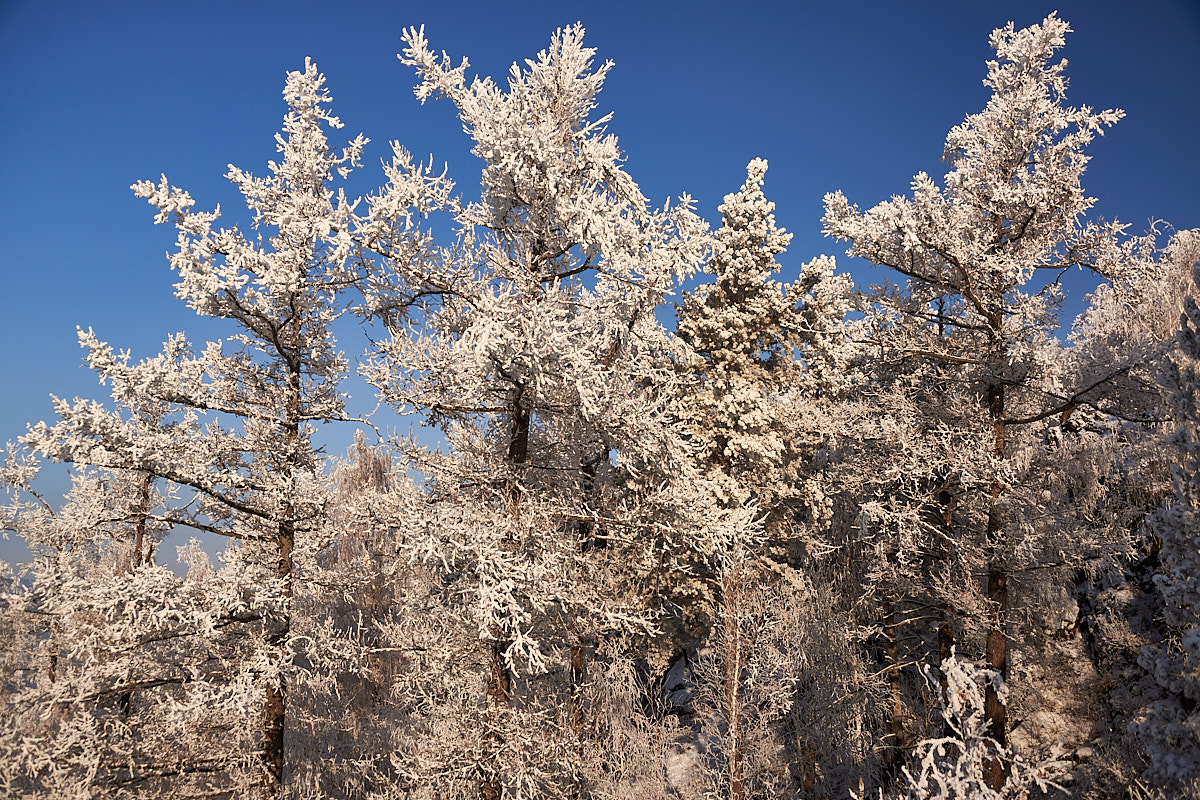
[579,448,607,552]
[120,472,156,717]
[479,388,530,800]
[883,601,907,771]
[264,352,300,799]
[935,476,957,736]
[982,381,1008,792]
[482,638,513,800]
[132,471,153,570]
[263,517,293,798]
[569,644,587,737]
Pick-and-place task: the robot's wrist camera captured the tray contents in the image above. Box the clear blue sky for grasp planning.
[1,0,1197,567]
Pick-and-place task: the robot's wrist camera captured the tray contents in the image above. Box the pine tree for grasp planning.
[676,157,850,513]
[823,14,1137,789]
[16,59,437,797]
[1138,231,1200,795]
[674,158,850,799]
[360,24,710,798]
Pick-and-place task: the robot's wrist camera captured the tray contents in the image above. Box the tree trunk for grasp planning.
[723,561,746,800]
[264,352,300,799]
[937,617,955,733]
[263,516,293,798]
[982,381,1008,792]
[120,472,156,717]
[883,601,907,771]
[569,644,587,738]
[132,471,153,570]
[482,638,513,800]
[570,447,606,743]
[479,389,530,800]
[579,448,607,552]
[935,477,957,736]
[48,617,59,685]
[507,400,530,472]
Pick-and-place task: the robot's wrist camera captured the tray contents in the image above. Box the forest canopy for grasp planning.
[1,13,1198,800]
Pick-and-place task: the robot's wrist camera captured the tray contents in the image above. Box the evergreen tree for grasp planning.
[1138,231,1200,796]
[673,158,851,799]
[361,24,710,798]
[823,13,1138,790]
[14,59,439,797]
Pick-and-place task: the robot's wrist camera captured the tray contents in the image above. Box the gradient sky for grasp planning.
[1,0,1197,567]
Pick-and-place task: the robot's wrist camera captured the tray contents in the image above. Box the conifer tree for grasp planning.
[1138,232,1200,795]
[674,158,850,799]
[361,24,710,798]
[677,157,849,513]
[15,59,440,797]
[823,14,1136,789]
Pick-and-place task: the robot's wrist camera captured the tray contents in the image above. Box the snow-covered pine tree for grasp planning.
[1138,231,1200,796]
[17,59,439,798]
[360,24,710,799]
[672,158,851,799]
[823,13,1142,790]
[676,157,850,514]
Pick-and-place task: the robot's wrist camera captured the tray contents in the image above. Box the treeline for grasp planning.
[1,14,1198,800]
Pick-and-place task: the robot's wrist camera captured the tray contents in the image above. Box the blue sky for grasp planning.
[1,0,1197,566]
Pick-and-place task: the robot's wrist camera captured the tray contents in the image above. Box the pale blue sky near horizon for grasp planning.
[1,0,1197,568]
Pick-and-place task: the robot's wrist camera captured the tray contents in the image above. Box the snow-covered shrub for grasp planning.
[864,651,1068,800]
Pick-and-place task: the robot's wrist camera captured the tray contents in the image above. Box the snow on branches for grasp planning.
[1138,232,1200,791]
[3,13,1198,800]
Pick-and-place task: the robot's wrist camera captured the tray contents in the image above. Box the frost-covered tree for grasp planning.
[872,651,1068,800]
[15,59,437,797]
[285,433,473,800]
[823,13,1141,789]
[0,450,273,798]
[671,159,851,799]
[3,13,1193,800]
[1138,232,1200,795]
[676,158,850,513]
[360,24,710,799]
